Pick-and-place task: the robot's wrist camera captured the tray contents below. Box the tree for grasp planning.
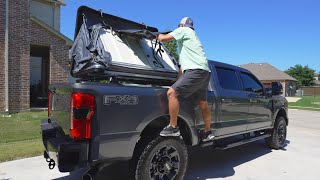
[285,65,316,87]
[164,40,179,61]
[161,29,179,61]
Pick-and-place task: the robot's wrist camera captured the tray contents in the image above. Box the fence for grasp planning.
[300,87,320,96]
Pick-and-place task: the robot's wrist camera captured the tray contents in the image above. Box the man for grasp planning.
[156,17,214,142]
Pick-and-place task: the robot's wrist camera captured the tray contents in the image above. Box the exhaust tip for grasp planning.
[82,174,92,180]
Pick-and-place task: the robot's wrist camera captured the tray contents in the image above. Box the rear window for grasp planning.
[216,67,241,90]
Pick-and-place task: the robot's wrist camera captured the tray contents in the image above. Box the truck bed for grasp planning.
[47,81,197,171]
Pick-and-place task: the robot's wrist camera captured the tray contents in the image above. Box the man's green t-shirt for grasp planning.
[169,27,210,73]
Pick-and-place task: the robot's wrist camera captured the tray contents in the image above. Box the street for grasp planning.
[1,109,320,180]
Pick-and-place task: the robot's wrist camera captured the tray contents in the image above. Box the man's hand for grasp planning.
[157,34,175,42]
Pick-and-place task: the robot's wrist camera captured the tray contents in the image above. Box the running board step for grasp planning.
[200,141,214,148]
[216,134,271,150]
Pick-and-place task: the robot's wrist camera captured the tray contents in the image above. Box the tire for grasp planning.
[265,116,287,149]
[135,136,188,180]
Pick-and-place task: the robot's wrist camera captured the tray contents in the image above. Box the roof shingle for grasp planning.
[239,63,297,81]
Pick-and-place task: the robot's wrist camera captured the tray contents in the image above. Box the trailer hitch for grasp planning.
[47,159,56,170]
[44,151,56,170]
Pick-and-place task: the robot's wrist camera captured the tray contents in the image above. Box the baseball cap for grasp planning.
[179,17,194,28]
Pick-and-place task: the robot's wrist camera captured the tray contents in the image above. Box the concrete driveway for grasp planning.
[1,109,320,180]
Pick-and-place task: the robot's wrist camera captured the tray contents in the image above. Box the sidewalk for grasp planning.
[0,156,71,180]
[289,105,320,110]
[286,97,301,102]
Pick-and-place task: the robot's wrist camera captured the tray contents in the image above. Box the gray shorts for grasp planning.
[172,69,210,102]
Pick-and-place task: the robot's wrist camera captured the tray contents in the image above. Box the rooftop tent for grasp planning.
[69,6,179,85]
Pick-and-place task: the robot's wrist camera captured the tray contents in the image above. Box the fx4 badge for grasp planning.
[104,95,139,105]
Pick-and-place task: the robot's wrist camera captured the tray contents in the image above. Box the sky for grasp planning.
[61,0,320,73]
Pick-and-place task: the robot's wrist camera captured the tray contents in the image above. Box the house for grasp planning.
[239,63,297,96]
[314,74,320,87]
[0,0,72,112]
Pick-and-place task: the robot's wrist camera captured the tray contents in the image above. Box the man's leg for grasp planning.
[199,100,214,141]
[168,87,179,127]
[160,87,181,137]
[198,100,211,132]
[160,69,208,137]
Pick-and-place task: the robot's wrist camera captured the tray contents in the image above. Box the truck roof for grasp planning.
[208,60,252,74]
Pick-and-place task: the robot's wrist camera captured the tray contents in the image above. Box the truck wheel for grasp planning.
[135,136,188,180]
[265,116,287,149]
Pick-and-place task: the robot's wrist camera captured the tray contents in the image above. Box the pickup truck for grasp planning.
[41,60,288,180]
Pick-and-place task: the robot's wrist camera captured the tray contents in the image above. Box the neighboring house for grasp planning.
[239,63,297,97]
[0,0,72,112]
[314,75,320,87]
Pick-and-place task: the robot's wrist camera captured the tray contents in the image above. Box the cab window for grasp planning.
[240,72,263,94]
[216,67,241,91]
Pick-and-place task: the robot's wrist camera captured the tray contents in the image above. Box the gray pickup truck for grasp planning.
[41,59,288,180]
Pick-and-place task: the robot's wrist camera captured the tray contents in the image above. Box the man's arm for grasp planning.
[157,34,175,43]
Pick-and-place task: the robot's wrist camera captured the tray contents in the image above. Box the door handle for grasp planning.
[222,99,232,103]
[250,99,258,103]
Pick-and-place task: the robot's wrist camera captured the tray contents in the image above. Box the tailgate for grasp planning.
[49,85,72,136]
[49,83,96,139]
[42,83,96,172]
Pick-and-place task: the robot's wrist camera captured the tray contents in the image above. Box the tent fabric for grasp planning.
[69,16,178,84]
[116,29,157,39]
[116,30,171,39]
[69,19,112,75]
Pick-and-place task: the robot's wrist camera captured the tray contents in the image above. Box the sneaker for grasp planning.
[200,130,215,142]
[160,125,181,137]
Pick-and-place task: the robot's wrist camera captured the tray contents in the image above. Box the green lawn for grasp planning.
[0,140,43,162]
[288,96,320,110]
[0,111,47,162]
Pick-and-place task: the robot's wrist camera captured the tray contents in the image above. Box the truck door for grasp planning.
[214,67,250,136]
[194,65,217,132]
[239,71,273,130]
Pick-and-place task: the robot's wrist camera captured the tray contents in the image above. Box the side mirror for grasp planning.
[265,88,272,97]
[272,82,283,96]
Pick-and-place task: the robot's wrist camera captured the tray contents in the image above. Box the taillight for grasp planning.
[48,91,51,117]
[70,93,95,140]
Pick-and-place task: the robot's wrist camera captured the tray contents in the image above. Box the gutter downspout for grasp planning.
[4,0,9,113]
[53,3,56,31]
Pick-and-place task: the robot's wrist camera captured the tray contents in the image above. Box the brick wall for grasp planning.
[0,1,6,111]
[30,21,70,84]
[0,0,69,112]
[8,0,31,112]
